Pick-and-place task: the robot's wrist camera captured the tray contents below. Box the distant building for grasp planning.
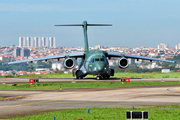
[161,69,170,73]
[14,47,30,57]
[35,68,49,71]
[52,62,63,70]
[147,63,158,69]
[95,45,104,49]
[21,48,30,57]
[0,56,4,61]
[128,58,135,65]
[49,37,55,48]
[175,44,180,50]
[42,36,48,47]
[19,36,25,47]
[135,59,142,64]
[14,47,21,57]
[27,37,33,47]
[34,36,40,47]
[175,64,180,68]
[158,43,168,49]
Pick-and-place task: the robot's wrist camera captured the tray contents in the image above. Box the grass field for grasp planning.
[9,105,180,120]
[0,81,180,90]
[3,72,179,79]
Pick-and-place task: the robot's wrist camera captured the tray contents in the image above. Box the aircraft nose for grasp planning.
[96,66,104,72]
[95,63,106,72]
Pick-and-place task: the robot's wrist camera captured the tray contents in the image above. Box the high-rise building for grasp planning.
[34,36,40,47]
[157,43,168,49]
[49,36,55,48]
[21,48,30,57]
[175,44,180,50]
[14,47,30,58]
[19,36,25,47]
[27,37,33,47]
[42,36,48,47]
[14,47,21,57]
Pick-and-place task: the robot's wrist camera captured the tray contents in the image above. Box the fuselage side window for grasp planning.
[90,58,94,63]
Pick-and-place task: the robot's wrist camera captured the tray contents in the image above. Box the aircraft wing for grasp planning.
[3,52,84,65]
[107,52,176,63]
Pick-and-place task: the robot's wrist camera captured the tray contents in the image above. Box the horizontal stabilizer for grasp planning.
[55,24,83,26]
[55,24,112,26]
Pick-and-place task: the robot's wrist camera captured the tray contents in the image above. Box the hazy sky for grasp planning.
[0,0,180,48]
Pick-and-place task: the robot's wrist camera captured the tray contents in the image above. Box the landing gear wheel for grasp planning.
[107,76,110,79]
[96,76,101,80]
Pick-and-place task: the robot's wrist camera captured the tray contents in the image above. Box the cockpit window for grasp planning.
[95,58,99,61]
[90,58,94,63]
[104,57,108,63]
[100,58,104,61]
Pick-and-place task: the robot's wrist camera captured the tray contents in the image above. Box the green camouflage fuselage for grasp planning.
[78,50,110,75]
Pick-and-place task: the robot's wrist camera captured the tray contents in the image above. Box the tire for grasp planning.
[96,76,101,80]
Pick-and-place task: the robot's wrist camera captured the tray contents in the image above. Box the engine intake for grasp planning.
[63,58,75,69]
[118,58,128,69]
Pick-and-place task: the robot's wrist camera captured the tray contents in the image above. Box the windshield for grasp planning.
[90,58,94,63]
[95,58,99,61]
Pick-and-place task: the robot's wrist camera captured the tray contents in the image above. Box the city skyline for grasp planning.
[17,36,56,47]
[11,40,180,50]
[1,0,180,48]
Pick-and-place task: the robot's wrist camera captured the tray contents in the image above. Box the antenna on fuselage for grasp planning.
[55,21,112,51]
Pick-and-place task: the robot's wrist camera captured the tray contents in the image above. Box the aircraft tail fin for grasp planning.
[55,21,112,51]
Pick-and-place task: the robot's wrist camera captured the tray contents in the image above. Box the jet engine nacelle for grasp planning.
[63,58,75,69]
[118,58,128,69]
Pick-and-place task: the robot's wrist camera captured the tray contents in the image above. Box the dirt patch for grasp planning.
[0,95,24,101]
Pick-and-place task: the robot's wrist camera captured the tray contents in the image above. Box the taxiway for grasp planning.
[0,78,180,118]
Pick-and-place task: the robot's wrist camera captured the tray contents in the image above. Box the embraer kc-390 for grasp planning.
[3,21,175,80]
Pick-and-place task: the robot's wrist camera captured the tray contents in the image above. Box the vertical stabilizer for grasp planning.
[82,21,89,51]
[55,21,112,51]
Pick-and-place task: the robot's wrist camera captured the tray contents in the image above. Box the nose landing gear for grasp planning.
[96,76,101,80]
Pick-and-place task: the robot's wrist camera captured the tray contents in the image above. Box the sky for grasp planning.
[0,0,180,48]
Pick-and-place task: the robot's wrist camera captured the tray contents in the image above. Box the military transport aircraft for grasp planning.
[3,21,175,80]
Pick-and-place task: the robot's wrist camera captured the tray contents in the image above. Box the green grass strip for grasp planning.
[0,81,180,90]
[9,106,180,120]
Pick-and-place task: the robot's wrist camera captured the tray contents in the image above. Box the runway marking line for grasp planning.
[175,87,180,91]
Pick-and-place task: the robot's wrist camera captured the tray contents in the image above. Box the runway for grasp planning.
[0,77,180,84]
[0,78,180,118]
